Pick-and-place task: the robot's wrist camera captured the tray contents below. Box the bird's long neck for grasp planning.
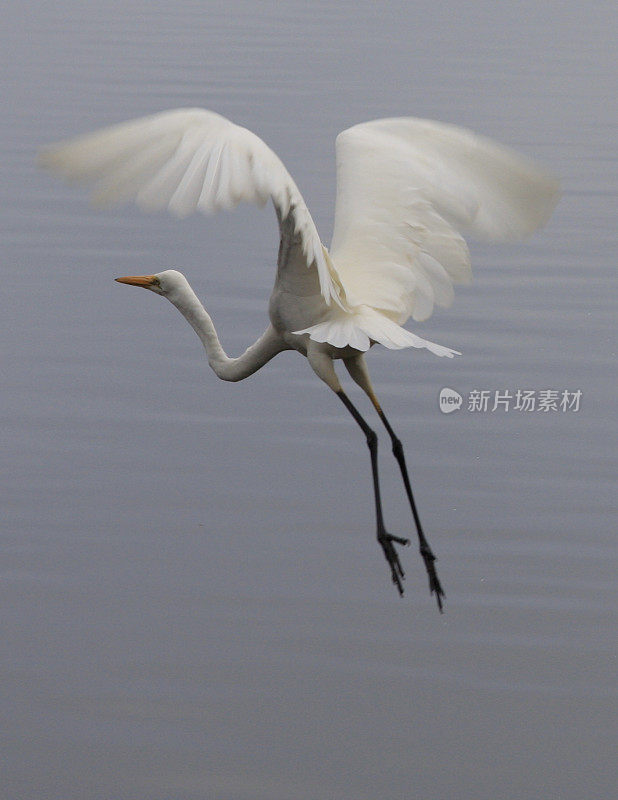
[167,282,285,382]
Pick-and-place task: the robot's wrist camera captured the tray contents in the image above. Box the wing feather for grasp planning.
[330,117,560,324]
[40,111,560,354]
[39,108,339,305]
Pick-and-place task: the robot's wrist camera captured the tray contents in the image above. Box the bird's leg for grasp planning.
[336,390,409,596]
[373,403,445,612]
[343,354,444,611]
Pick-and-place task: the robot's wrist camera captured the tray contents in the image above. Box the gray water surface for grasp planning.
[3,2,617,799]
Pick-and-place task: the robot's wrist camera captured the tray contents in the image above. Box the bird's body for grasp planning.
[40,108,559,608]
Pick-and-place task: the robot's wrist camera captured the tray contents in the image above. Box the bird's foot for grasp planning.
[419,541,445,613]
[377,529,410,596]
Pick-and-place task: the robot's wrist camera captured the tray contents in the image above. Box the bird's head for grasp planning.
[115,269,188,298]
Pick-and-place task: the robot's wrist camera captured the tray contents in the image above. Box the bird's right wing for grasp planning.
[330,118,560,324]
[38,108,341,306]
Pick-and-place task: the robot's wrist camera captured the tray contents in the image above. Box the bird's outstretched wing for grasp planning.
[330,118,560,324]
[38,108,339,306]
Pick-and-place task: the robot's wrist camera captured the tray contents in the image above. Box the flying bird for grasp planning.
[39,108,560,609]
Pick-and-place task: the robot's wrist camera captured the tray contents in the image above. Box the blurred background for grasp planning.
[2,1,616,798]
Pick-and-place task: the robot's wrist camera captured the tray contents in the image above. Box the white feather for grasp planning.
[295,305,459,357]
[40,109,559,354]
[330,117,560,327]
[38,108,337,306]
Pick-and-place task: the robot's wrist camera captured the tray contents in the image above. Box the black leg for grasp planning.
[336,390,409,596]
[375,407,445,612]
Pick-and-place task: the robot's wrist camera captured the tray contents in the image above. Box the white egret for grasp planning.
[39,109,559,609]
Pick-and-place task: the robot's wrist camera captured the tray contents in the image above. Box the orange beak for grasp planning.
[115,274,158,288]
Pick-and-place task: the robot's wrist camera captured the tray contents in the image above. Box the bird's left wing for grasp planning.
[330,117,560,324]
[38,108,340,306]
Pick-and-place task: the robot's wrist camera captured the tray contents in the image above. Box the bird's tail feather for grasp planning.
[294,306,459,357]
